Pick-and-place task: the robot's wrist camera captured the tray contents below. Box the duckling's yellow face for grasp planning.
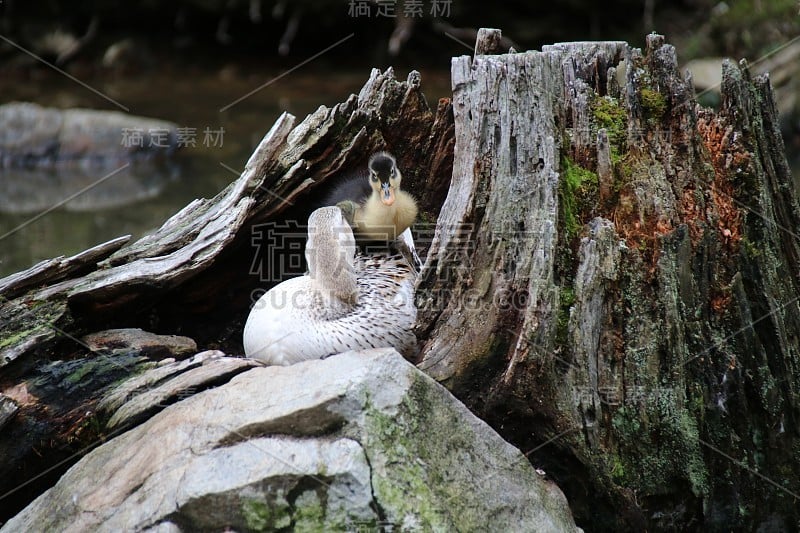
[368,152,402,207]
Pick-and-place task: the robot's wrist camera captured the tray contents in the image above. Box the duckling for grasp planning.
[243,206,417,365]
[324,151,418,242]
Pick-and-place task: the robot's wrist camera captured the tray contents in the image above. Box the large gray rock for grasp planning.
[0,102,179,167]
[2,349,580,532]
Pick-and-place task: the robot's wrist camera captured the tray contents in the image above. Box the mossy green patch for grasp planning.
[0,298,67,359]
[612,150,658,197]
[292,490,327,532]
[740,235,761,258]
[65,360,97,384]
[610,391,709,498]
[362,374,502,530]
[613,156,633,194]
[640,88,667,121]
[610,455,628,484]
[593,96,627,140]
[364,384,447,529]
[592,95,628,163]
[556,286,576,347]
[242,497,291,531]
[560,157,599,238]
[0,328,42,350]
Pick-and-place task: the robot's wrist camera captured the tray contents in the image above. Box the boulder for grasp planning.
[0,102,179,167]
[1,349,580,532]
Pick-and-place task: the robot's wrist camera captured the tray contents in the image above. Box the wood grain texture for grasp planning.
[414,31,800,530]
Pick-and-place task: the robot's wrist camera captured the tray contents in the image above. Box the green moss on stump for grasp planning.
[610,392,709,499]
[592,95,628,165]
[560,157,599,238]
[640,88,667,121]
[0,298,66,354]
[556,286,576,347]
[0,328,40,350]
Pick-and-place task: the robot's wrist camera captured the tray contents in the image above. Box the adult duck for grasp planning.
[243,206,417,365]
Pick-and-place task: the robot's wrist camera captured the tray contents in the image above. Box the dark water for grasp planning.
[0,65,451,277]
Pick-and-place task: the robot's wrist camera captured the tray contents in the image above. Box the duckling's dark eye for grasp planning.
[370,174,379,182]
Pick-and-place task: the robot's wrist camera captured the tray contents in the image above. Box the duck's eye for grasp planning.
[370,174,379,182]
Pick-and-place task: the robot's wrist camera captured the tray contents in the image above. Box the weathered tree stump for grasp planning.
[2,29,800,531]
[415,32,800,530]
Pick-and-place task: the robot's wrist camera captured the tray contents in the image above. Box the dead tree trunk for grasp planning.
[416,32,800,530]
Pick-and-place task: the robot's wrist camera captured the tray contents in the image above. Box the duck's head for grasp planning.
[368,151,402,207]
[306,206,358,304]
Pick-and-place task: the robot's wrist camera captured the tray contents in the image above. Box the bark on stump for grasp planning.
[416,32,800,530]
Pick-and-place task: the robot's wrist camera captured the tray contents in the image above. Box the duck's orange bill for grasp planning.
[381,185,396,206]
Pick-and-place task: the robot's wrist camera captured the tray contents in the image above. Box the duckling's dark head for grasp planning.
[368,151,402,206]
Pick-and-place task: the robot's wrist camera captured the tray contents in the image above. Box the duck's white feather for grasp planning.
[243,207,417,366]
